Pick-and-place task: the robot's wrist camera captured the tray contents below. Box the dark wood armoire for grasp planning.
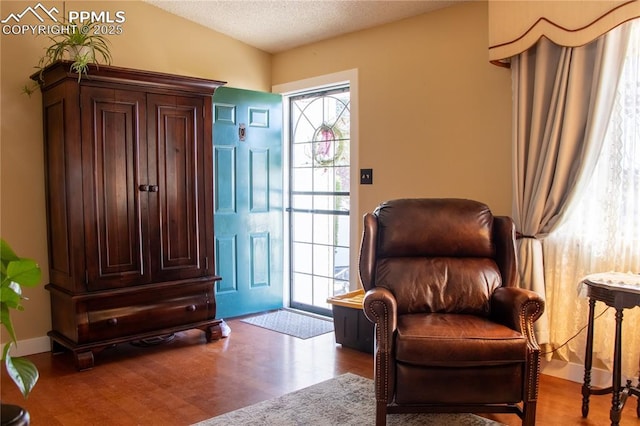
[35,61,226,370]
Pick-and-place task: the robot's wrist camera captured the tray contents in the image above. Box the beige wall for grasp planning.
[1,0,512,347]
[0,0,271,344]
[272,0,512,219]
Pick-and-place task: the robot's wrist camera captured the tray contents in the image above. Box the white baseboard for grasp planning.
[6,336,50,357]
[541,358,633,388]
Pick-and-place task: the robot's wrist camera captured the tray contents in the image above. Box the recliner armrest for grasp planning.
[363,287,397,351]
[363,287,398,405]
[491,287,545,346]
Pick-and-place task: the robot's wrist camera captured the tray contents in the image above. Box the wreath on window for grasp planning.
[312,124,346,166]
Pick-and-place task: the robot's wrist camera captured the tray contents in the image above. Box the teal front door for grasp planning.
[213,87,283,319]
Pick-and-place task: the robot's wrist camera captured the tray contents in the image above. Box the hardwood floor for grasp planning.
[1,317,639,425]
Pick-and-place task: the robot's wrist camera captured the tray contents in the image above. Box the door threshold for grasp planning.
[283,307,331,320]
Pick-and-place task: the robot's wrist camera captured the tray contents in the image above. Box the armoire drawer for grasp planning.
[80,283,215,343]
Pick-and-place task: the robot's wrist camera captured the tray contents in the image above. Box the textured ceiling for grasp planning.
[146,1,461,53]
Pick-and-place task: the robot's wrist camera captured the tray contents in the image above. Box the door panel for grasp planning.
[147,94,208,281]
[213,87,283,318]
[82,87,149,291]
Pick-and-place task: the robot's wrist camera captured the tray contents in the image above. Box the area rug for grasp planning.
[240,309,334,339]
[193,373,504,426]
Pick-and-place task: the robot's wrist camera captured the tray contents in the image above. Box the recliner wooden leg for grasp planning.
[376,401,387,426]
[523,401,537,426]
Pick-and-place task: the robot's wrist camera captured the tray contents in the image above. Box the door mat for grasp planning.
[240,309,334,339]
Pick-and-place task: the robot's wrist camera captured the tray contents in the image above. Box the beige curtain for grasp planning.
[511,24,631,345]
[545,20,639,379]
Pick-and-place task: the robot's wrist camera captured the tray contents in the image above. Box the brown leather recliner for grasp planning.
[360,199,545,426]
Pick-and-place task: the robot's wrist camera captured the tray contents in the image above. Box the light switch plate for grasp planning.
[360,169,373,184]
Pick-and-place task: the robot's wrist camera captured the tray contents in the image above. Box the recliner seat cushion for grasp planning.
[395,313,527,367]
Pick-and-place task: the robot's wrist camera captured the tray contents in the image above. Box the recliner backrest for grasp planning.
[372,199,502,316]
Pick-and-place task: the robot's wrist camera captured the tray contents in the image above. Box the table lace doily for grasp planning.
[578,272,640,297]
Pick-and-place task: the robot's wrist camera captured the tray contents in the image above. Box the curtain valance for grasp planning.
[489,0,640,61]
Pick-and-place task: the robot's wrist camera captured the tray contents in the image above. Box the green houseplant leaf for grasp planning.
[6,259,41,287]
[0,289,21,343]
[3,342,39,398]
[0,238,19,262]
[0,239,42,398]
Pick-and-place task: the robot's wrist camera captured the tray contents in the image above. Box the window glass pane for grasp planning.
[292,272,313,305]
[291,194,312,210]
[313,214,332,245]
[313,167,333,192]
[313,244,333,278]
[335,195,350,212]
[292,143,312,167]
[334,280,349,296]
[335,166,350,191]
[333,142,350,167]
[292,242,312,274]
[292,168,312,191]
[292,212,312,242]
[312,275,331,308]
[310,195,332,211]
[334,248,349,283]
[335,221,350,248]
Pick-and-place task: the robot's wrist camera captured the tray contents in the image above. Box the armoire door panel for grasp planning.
[148,94,206,280]
[81,87,150,291]
[42,82,85,292]
[44,99,72,279]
